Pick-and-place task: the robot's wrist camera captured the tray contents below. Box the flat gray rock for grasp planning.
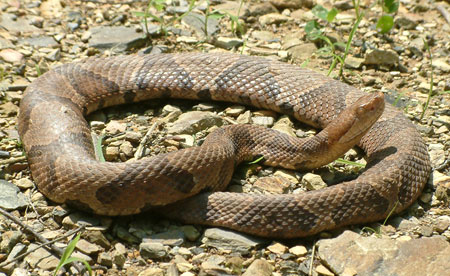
[88,26,146,52]
[395,17,419,30]
[0,180,27,210]
[242,259,273,276]
[287,43,317,61]
[317,230,450,276]
[6,243,27,262]
[214,1,249,17]
[143,229,185,247]
[139,242,168,260]
[24,244,59,270]
[202,228,266,255]
[0,37,14,50]
[167,111,224,134]
[181,12,219,37]
[364,49,399,66]
[18,36,58,48]
[0,13,42,34]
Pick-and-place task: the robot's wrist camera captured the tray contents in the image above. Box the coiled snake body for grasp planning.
[18,53,431,238]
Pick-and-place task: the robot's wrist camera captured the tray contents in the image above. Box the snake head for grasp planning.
[355,92,385,120]
[333,92,385,144]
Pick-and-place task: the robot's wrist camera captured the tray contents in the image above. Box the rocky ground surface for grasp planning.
[0,0,449,275]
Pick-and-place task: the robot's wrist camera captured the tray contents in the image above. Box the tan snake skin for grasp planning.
[18,53,431,238]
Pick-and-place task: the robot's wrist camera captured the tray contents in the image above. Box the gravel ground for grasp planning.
[0,0,449,275]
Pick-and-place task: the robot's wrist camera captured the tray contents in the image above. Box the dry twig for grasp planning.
[134,121,159,160]
[0,207,86,274]
[437,5,450,25]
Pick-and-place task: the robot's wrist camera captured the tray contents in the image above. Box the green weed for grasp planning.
[335,158,366,168]
[362,200,399,237]
[304,5,340,55]
[376,0,399,33]
[0,67,7,93]
[134,0,246,43]
[35,64,42,77]
[304,4,363,78]
[352,0,361,18]
[202,0,223,39]
[304,5,342,76]
[247,155,264,165]
[93,134,106,162]
[335,9,364,78]
[420,38,435,120]
[229,0,246,37]
[54,233,92,276]
[134,0,195,37]
[240,38,247,54]
[201,0,246,39]
[393,91,405,107]
[0,66,5,81]
[305,1,401,78]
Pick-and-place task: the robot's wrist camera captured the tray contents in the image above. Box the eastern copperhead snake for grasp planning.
[18,53,431,238]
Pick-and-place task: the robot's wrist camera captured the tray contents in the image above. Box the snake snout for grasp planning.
[337,92,386,144]
[358,92,385,114]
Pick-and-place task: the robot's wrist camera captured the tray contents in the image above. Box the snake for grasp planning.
[18,53,431,238]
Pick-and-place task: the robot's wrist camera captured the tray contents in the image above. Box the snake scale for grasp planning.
[18,53,431,238]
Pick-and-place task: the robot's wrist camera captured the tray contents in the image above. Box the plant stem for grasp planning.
[420,39,433,120]
[338,11,364,78]
[205,9,209,38]
[352,0,361,18]
[234,0,245,35]
[144,0,152,38]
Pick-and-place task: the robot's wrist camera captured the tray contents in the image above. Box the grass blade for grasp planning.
[53,233,92,276]
[420,38,433,120]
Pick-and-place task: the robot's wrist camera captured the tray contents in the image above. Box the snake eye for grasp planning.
[357,106,366,115]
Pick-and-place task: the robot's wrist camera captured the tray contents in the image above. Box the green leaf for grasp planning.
[133,10,163,23]
[335,158,366,168]
[316,46,333,56]
[61,257,92,276]
[133,11,147,17]
[152,0,166,11]
[327,8,339,22]
[393,91,405,107]
[382,200,399,225]
[147,13,164,23]
[93,134,105,162]
[312,5,329,21]
[231,20,244,35]
[208,11,226,20]
[361,226,382,237]
[300,58,310,68]
[188,0,196,10]
[35,64,42,76]
[228,14,238,23]
[376,14,394,33]
[248,156,264,164]
[304,20,321,35]
[63,234,80,262]
[154,4,164,11]
[176,0,196,21]
[225,13,244,34]
[334,54,345,65]
[383,0,399,13]
[54,233,81,276]
[333,42,347,48]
